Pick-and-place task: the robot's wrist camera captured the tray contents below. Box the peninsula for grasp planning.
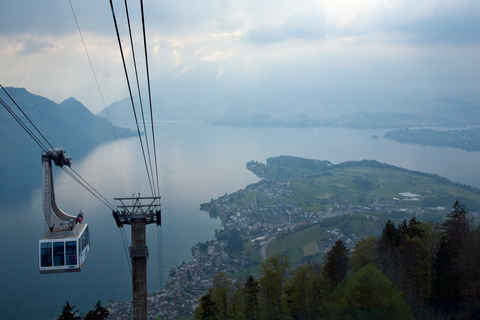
[106,156,480,319]
[384,127,480,151]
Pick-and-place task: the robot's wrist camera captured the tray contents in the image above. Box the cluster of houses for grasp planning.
[107,238,251,319]
[107,176,440,319]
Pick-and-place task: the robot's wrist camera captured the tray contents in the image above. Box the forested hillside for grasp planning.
[385,127,480,152]
[195,202,480,320]
[0,87,136,203]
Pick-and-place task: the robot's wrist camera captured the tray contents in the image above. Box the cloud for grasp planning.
[201,51,232,62]
[345,0,480,44]
[394,10,480,43]
[0,0,112,37]
[244,11,329,44]
[244,25,289,44]
[1,0,479,111]
[282,11,329,39]
[12,37,58,55]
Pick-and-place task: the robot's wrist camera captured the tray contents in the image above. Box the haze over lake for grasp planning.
[2,122,480,319]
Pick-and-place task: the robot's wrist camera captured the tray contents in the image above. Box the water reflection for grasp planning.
[1,122,480,319]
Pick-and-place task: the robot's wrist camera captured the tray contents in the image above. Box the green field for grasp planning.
[247,157,480,214]
[236,156,480,267]
[265,218,383,265]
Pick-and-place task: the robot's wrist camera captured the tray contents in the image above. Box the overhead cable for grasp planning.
[62,167,116,211]
[68,0,136,192]
[69,0,135,274]
[1,85,116,212]
[0,84,54,151]
[68,167,116,210]
[0,96,49,152]
[108,0,155,196]
[122,0,157,198]
[119,228,132,275]
[140,0,161,201]
[139,0,163,288]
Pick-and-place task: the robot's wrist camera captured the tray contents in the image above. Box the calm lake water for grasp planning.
[2,121,480,319]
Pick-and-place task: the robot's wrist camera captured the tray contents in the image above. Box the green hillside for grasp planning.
[247,157,480,215]
[202,156,480,267]
[196,157,480,320]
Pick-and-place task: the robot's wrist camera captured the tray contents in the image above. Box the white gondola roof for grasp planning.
[40,223,88,241]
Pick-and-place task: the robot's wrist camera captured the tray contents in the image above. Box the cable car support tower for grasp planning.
[113,196,161,320]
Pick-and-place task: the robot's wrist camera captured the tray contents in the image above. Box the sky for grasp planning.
[1,0,479,113]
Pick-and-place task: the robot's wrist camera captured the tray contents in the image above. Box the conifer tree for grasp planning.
[57,301,81,320]
[457,225,480,317]
[243,275,260,320]
[432,201,473,314]
[432,238,456,309]
[194,289,218,320]
[376,218,434,313]
[376,219,402,284]
[322,239,349,290]
[84,301,109,320]
[396,218,431,309]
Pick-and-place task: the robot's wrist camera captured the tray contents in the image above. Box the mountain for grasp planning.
[0,87,136,154]
[96,61,480,128]
[97,62,411,122]
[0,87,137,202]
[97,61,247,123]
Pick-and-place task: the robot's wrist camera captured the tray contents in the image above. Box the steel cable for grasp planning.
[68,0,136,193]
[108,0,155,196]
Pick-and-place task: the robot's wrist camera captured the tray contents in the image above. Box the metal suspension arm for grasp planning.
[42,149,77,231]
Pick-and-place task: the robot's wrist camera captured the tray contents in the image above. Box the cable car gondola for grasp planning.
[38,149,90,274]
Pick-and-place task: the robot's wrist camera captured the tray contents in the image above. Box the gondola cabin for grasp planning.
[39,223,90,274]
[39,148,91,274]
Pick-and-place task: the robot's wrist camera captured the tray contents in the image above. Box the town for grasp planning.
[106,157,477,319]
[106,185,373,318]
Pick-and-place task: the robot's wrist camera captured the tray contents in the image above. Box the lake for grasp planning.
[2,121,480,319]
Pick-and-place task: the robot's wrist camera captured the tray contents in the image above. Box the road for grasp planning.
[261,236,276,261]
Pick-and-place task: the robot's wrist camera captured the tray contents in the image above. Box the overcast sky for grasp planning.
[1,0,479,113]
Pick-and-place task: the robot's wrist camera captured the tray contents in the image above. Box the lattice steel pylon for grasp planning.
[113,195,161,320]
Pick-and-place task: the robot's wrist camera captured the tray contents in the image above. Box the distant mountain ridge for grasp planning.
[0,87,136,155]
[0,87,136,201]
[96,61,480,129]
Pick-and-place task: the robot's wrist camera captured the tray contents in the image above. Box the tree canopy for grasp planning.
[57,301,109,320]
[194,201,480,320]
[331,263,414,320]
